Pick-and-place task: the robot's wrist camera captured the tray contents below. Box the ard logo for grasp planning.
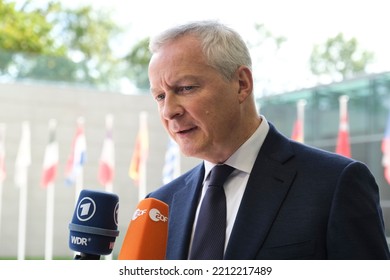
[76,197,96,222]
[114,202,119,226]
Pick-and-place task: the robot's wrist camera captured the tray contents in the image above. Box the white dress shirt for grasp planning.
[189,116,270,253]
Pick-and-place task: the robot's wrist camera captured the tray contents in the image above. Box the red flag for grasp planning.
[65,117,87,186]
[0,124,6,184]
[41,120,59,188]
[98,115,115,187]
[129,112,149,185]
[336,95,351,157]
[381,111,390,185]
[291,120,304,143]
[291,100,306,143]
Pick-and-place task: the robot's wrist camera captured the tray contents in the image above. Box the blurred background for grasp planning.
[0,0,389,259]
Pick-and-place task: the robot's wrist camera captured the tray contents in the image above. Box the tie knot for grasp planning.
[208,164,235,188]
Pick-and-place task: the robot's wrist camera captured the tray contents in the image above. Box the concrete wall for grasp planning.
[0,81,200,259]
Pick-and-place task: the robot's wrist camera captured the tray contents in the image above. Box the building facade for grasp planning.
[0,81,200,259]
[258,71,390,245]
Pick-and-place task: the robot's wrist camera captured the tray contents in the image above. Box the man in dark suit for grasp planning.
[147,20,390,259]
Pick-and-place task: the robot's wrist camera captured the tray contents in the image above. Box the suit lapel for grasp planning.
[166,164,204,259]
[224,124,297,259]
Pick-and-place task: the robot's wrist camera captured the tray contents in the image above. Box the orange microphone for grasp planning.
[118,198,169,260]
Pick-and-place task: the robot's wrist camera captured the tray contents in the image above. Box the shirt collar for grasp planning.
[203,115,270,181]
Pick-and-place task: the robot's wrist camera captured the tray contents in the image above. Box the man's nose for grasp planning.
[162,94,183,120]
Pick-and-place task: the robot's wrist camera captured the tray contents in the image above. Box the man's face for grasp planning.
[148,35,242,163]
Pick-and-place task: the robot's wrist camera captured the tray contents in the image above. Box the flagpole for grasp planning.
[0,182,3,241]
[95,114,116,260]
[44,182,55,260]
[291,99,306,143]
[297,99,306,143]
[382,111,390,185]
[104,115,113,260]
[129,111,149,202]
[75,170,83,205]
[336,95,351,157]
[0,181,3,239]
[102,114,114,194]
[0,123,6,241]
[138,111,148,202]
[17,174,28,260]
[43,119,58,260]
[75,117,85,205]
[297,100,306,125]
[105,179,113,260]
[15,121,31,260]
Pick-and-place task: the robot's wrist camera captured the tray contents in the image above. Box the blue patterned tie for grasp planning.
[189,164,235,259]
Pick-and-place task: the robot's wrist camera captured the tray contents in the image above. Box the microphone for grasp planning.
[68,189,120,260]
[118,198,168,260]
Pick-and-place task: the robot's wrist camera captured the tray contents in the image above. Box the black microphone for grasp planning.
[68,189,120,260]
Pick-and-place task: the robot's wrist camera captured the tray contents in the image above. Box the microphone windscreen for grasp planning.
[69,189,119,256]
[118,198,168,260]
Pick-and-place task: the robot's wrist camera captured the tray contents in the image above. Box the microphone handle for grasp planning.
[74,252,101,260]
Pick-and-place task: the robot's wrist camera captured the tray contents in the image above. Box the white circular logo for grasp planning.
[149,208,168,222]
[76,197,96,222]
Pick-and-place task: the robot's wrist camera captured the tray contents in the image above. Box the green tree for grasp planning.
[124,37,151,90]
[122,23,289,93]
[0,0,64,54]
[0,0,65,72]
[310,33,374,81]
[248,23,287,96]
[0,0,122,89]
[251,23,287,49]
[50,4,122,86]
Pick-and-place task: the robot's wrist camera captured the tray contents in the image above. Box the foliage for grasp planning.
[251,23,287,49]
[124,37,151,90]
[0,0,123,90]
[122,24,289,92]
[0,0,64,72]
[310,33,374,82]
[0,0,64,54]
[248,23,288,96]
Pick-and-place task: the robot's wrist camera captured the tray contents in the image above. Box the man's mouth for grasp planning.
[177,127,197,134]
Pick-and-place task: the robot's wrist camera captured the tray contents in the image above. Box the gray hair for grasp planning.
[149,20,252,81]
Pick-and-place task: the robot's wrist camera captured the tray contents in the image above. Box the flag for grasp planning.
[129,112,149,185]
[41,120,58,260]
[0,124,6,183]
[336,95,351,157]
[65,118,86,186]
[162,138,180,184]
[41,119,59,189]
[98,115,115,187]
[291,100,306,143]
[291,119,304,143]
[381,111,390,185]
[14,122,31,188]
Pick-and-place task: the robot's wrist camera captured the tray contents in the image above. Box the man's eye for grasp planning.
[155,94,165,101]
[178,86,194,93]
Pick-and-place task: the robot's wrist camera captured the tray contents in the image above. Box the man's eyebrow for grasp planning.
[150,87,161,95]
[150,75,202,93]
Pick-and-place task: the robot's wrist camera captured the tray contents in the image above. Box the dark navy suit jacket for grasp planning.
[148,123,390,259]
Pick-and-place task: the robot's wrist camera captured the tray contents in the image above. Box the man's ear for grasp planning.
[237,66,253,103]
